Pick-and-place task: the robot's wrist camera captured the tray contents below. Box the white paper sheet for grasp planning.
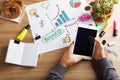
[26,0,95,54]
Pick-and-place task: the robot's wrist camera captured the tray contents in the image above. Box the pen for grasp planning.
[113,20,118,36]
[15,24,30,42]
[99,23,111,37]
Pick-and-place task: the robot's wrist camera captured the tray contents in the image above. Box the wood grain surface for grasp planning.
[0,0,120,80]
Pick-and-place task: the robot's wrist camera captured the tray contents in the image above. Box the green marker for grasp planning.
[15,25,30,43]
[96,23,103,30]
[109,58,113,65]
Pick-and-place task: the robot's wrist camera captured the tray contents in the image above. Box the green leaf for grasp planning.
[96,3,101,8]
[112,0,118,4]
[103,16,108,23]
[93,13,98,19]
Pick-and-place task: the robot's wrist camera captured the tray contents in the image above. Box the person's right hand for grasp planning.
[93,39,107,61]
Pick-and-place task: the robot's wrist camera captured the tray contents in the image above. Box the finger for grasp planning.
[69,41,74,48]
[73,55,84,59]
[74,55,84,62]
[68,42,74,54]
[94,38,103,47]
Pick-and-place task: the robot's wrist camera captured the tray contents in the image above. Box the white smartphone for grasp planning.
[73,25,98,60]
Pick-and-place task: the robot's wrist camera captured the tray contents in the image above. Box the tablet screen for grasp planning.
[73,27,97,56]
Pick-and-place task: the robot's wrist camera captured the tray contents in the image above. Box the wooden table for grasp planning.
[0,0,120,80]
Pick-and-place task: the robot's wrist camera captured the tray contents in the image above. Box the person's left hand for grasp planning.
[59,42,84,68]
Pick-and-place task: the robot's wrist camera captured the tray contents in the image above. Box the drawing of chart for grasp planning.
[54,10,70,27]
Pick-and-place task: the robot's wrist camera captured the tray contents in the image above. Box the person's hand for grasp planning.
[93,39,107,61]
[59,42,83,68]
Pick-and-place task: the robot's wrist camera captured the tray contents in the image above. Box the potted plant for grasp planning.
[85,0,118,22]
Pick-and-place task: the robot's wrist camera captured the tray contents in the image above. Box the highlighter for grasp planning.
[113,20,118,36]
[16,24,30,42]
[99,23,111,37]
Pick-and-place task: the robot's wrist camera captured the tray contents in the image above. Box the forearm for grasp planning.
[93,58,120,80]
[45,64,66,80]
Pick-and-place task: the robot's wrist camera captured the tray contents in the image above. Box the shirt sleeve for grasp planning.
[45,64,66,80]
[93,58,120,80]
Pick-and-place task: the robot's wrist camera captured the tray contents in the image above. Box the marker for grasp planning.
[96,23,103,30]
[109,58,113,65]
[99,23,111,37]
[113,20,118,36]
[104,47,118,57]
[15,24,30,42]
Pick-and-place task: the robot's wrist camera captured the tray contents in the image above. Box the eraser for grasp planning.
[107,42,115,46]
[99,31,105,37]
[102,40,106,45]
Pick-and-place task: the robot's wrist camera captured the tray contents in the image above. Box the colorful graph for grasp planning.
[52,5,60,21]
[55,10,70,27]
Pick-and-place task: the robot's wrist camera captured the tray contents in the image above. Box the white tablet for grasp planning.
[73,25,98,60]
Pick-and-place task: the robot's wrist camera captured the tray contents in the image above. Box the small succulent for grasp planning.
[85,0,118,22]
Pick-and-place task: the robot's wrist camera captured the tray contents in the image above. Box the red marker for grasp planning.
[113,20,118,36]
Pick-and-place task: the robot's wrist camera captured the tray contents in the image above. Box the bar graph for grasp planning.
[55,10,70,27]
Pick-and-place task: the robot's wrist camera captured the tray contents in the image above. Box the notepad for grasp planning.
[5,39,38,67]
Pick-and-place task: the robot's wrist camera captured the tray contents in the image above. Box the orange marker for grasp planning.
[99,23,112,37]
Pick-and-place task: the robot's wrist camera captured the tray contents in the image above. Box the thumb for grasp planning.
[73,55,84,62]
[68,42,74,54]
[69,41,74,49]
